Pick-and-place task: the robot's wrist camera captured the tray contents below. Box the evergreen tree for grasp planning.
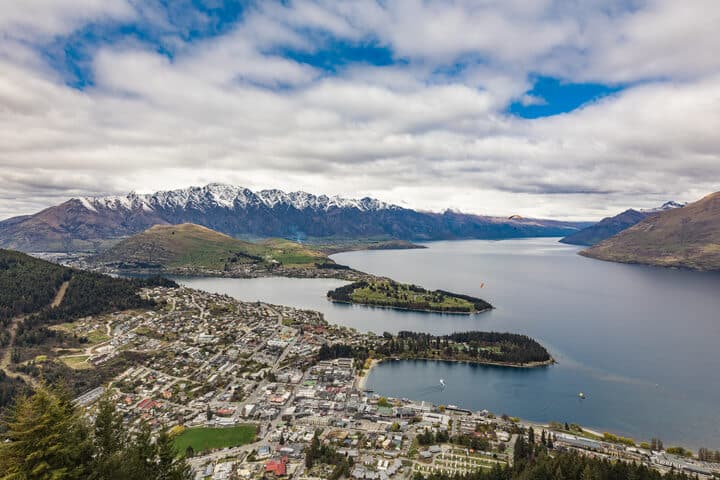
[89,395,127,480]
[0,385,93,479]
[0,385,192,480]
[581,464,596,480]
[120,423,157,479]
[528,426,535,445]
[306,431,320,468]
[156,429,192,480]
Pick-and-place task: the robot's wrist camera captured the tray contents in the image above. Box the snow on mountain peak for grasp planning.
[640,201,686,213]
[74,184,400,213]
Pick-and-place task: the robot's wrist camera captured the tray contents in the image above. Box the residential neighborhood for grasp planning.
[57,286,720,480]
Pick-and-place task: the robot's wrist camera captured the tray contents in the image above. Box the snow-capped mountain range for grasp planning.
[77,184,399,214]
[0,183,585,253]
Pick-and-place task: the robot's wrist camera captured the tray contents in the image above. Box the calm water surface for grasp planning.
[178,239,720,448]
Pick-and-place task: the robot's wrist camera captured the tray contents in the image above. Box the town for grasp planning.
[62,286,720,480]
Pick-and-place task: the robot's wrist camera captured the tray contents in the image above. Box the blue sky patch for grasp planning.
[278,39,395,73]
[509,76,624,118]
[39,0,250,89]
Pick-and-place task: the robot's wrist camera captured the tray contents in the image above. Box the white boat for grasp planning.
[440,379,446,387]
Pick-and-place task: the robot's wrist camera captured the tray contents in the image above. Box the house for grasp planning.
[265,456,288,477]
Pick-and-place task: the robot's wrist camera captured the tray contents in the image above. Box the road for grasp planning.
[0,280,70,386]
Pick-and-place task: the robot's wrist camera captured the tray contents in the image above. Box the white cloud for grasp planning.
[519,94,547,107]
[0,0,719,221]
[0,0,134,38]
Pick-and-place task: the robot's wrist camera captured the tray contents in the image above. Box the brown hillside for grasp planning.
[581,191,720,270]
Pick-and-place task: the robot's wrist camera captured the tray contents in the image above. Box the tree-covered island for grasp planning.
[327,279,493,314]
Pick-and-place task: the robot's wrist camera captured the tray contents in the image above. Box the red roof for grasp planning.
[265,456,288,476]
[137,398,156,410]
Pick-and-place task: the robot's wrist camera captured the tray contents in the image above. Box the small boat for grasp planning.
[440,379,446,388]
[578,392,586,399]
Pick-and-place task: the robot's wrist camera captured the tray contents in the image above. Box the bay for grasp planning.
[177,238,720,448]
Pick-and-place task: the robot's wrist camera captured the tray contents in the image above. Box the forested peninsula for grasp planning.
[319,330,554,368]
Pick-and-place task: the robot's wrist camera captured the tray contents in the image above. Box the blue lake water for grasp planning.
[177,238,720,448]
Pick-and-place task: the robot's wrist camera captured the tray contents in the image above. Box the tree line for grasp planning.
[317,343,370,363]
[32,272,176,324]
[414,427,694,480]
[378,331,551,364]
[698,448,720,463]
[0,385,191,479]
[1,249,176,339]
[0,249,70,329]
[316,330,551,366]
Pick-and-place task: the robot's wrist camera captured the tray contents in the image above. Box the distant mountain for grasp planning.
[581,192,720,270]
[640,201,687,213]
[560,209,650,246]
[0,184,585,253]
[93,223,327,270]
[560,201,685,246]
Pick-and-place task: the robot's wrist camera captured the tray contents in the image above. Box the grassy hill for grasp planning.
[93,223,329,271]
[582,191,720,270]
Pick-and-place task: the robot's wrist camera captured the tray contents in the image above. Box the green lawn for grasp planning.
[173,425,257,454]
[86,329,110,344]
[60,355,92,370]
[262,238,325,266]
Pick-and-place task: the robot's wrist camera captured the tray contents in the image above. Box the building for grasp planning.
[265,456,288,477]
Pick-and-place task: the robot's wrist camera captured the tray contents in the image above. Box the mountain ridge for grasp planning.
[0,184,586,253]
[581,191,720,271]
[560,201,685,247]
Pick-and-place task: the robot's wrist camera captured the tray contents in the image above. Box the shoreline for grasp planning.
[359,356,554,376]
[356,359,381,391]
[328,298,492,316]
[94,266,370,282]
[355,361,696,452]
[356,355,555,391]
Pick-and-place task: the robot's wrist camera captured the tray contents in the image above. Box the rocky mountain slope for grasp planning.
[581,192,720,270]
[0,184,585,252]
[560,202,685,246]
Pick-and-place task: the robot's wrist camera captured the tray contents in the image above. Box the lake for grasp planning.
[177,238,720,448]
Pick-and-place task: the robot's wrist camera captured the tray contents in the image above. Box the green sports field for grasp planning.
[173,425,257,454]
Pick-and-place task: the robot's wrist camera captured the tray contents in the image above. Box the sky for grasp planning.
[1,0,719,221]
